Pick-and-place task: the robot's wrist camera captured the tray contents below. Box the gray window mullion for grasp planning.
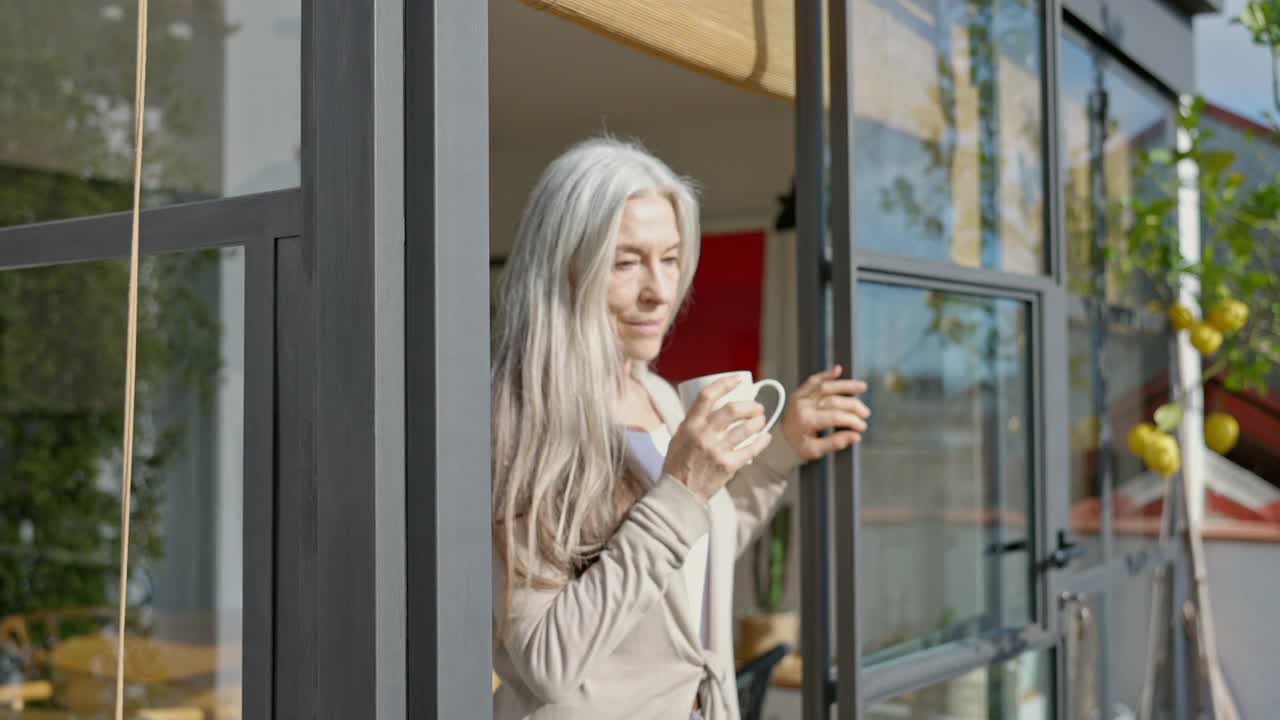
[0,189,299,269]
[1044,0,1067,287]
[829,0,860,715]
[243,232,280,720]
[796,0,835,716]
[857,269,1042,305]
[1038,285,1067,631]
[854,250,1059,297]
[860,626,1061,706]
[404,0,492,718]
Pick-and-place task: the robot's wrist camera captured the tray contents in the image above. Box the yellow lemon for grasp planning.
[1207,299,1249,334]
[1190,323,1223,356]
[1142,432,1181,477]
[1126,422,1157,458]
[1167,303,1196,332]
[1204,412,1240,455]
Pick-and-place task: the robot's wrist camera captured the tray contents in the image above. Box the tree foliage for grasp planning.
[1116,1,1280,399]
[0,2,225,629]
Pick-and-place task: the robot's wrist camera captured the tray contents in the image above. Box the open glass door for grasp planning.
[1047,23,1186,720]
[820,0,1061,717]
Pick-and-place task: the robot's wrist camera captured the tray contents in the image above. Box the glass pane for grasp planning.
[1062,593,1101,720]
[858,283,1034,660]
[1061,575,1174,719]
[1,0,301,228]
[1110,563,1162,717]
[868,650,1053,718]
[1108,578,1150,716]
[853,0,1045,274]
[0,248,244,718]
[1060,35,1172,304]
[1066,306,1172,572]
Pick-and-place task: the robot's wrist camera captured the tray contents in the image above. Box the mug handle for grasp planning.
[752,379,787,434]
[733,379,787,450]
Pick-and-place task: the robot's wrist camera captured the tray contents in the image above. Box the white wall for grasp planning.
[1205,538,1280,720]
[489,2,795,254]
[491,118,794,255]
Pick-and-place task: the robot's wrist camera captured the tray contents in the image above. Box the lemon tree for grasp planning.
[1113,1,1280,462]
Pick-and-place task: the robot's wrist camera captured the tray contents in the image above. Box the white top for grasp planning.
[647,426,711,648]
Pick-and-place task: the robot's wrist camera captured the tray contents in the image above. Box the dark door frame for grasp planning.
[289,0,492,717]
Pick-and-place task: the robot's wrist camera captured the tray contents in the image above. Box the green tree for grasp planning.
[1114,1,1280,463]
[0,1,226,639]
[0,251,222,625]
[0,1,227,226]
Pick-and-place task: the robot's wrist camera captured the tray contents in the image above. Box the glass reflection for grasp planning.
[854,0,1044,273]
[1110,567,1161,715]
[1062,593,1101,720]
[867,651,1051,718]
[1067,310,1172,561]
[1060,568,1171,719]
[1060,35,1176,570]
[1060,35,1171,303]
[0,249,243,718]
[1,0,300,228]
[858,283,1033,660]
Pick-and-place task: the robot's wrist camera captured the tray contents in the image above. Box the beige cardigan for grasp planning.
[493,369,804,720]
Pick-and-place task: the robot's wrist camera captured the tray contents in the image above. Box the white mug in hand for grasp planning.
[676,371,786,450]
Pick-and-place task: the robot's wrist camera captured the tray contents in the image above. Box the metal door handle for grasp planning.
[987,538,1029,555]
[1046,530,1085,569]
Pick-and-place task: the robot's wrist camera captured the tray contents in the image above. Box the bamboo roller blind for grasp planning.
[517,0,805,101]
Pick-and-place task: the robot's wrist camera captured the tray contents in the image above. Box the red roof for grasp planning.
[1205,102,1280,145]
[1072,450,1280,544]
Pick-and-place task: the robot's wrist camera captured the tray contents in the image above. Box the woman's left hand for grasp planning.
[780,365,871,462]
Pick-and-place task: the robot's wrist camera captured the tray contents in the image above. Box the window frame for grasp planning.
[0,188,299,717]
[824,0,1067,715]
[1049,20,1191,720]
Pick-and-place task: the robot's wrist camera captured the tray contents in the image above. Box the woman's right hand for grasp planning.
[662,376,772,502]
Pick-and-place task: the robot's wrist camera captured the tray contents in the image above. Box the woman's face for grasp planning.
[607,193,682,365]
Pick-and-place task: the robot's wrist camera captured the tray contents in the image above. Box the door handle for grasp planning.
[1045,530,1084,570]
[986,538,1029,555]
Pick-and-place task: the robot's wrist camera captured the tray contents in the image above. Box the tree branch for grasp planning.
[1169,357,1230,407]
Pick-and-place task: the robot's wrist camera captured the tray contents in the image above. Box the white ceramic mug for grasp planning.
[676,371,786,449]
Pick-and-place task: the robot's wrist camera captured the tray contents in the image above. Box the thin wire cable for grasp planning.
[114,1,148,717]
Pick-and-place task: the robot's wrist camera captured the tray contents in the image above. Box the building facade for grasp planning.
[0,0,1253,718]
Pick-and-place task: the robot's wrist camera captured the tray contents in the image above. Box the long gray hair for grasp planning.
[492,137,700,624]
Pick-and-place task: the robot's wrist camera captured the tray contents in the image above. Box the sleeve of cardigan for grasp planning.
[495,475,710,703]
[725,433,805,557]
[634,369,807,560]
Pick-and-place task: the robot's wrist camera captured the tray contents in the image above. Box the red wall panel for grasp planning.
[653,230,766,384]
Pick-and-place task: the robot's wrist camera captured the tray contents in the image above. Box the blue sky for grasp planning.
[1196,0,1277,123]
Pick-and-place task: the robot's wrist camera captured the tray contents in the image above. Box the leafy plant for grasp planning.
[0,2,228,632]
[1237,0,1280,127]
[0,247,223,623]
[752,504,792,613]
[1113,1,1280,469]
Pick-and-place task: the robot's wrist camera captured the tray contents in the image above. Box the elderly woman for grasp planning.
[491,138,870,719]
